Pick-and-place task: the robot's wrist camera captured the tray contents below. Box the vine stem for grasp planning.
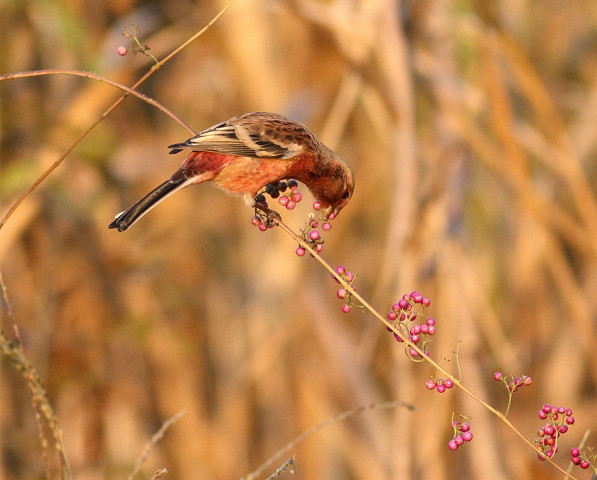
[0,0,237,231]
[274,216,576,480]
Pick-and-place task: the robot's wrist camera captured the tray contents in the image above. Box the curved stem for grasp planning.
[274,215,577,480]
[0,0,237,231]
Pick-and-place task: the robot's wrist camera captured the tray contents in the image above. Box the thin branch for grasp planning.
[129,410,185,480]
[0,0,237,231]
[271,215,578,480]
[243,401,412,480]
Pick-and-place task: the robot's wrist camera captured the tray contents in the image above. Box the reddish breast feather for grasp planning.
[182,151,237,177]
[213,156,298,196]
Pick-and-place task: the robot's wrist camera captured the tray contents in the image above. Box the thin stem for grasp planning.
[0,70,194,132]
[0,0,237,231]
[273,215,577,480]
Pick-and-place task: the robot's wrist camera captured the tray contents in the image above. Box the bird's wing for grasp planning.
[168,112,314,159]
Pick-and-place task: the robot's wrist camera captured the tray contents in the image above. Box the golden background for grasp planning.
[1,0,597,479]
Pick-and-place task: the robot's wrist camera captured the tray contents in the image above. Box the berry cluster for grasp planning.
[265,179,302,210]
[447,420,473,451]
[332,266,356,313]
[534,404,575,460]
[251,180,302,231]
[570,447,594,471]
[295,216,332,256]
[425,377,454,393]
[386,291,434,359]
[493,372,532,392]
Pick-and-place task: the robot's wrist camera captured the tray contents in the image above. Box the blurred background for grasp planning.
[1,0,597,479]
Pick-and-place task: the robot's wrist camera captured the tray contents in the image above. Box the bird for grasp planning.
[109,112,354,232]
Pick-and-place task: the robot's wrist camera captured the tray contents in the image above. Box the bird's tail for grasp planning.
[109,176,191,232]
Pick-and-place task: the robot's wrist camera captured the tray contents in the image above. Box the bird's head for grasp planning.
[318,153,354,219]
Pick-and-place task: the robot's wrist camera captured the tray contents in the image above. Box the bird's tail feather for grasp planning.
[109,176,191,232]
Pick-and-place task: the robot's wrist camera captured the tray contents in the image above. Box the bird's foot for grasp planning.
[254,203,282,228]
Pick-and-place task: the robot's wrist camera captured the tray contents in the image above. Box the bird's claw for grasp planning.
[254,203,282,227]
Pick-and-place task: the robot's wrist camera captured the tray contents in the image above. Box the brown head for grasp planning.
[299,148,354,218]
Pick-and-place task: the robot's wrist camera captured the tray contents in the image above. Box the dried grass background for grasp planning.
[1,0,597,479]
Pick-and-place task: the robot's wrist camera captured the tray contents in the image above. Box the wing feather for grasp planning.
[168,112,314,159]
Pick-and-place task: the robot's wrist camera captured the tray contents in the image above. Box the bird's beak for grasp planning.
[323,205,341,220]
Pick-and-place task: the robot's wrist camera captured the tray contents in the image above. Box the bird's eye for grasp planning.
[342,189,350,199]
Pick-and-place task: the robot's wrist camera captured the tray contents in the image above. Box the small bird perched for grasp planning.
[109,112,354,232]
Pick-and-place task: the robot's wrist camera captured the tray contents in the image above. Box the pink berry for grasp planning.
[427,325,436,335]
[460,422,470,432]
[426,317,435,326]
[566,416,575,425]
[420,324,429,334]
[425,380,435,390]
[327,211,336,220]
[493,372,502,381]
[436,384,446,393]
[337,288,348,299]
[408,348,419,358]
[251,215,262,226]
[542,404,552,414]
[411,292,423,303]
[387,311,397,321]
[258,223,268,231]
[286,200,296,210]
[117,46,128,56]
[313,201,321,210]
[315,244,323,253]
[565,408,573,416]
[278,196,289,206]
[571,456,581,465]
[345,272,354,282]
[335,266,346,275]
[421,297,430,307]
[571,447,580,457]
[454,435,464,446]
[444,379,454,389]
[580,461,590,469]
[524,376,532,385]
[341,304,351,313]
[448,440,458,450]
[538,411,547,420]
[409,334,420,344]
[462,431,473,442]
[293,192,302,202]
[309,230,320,241]
[295,247,306,256]
[322,222,332,231]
